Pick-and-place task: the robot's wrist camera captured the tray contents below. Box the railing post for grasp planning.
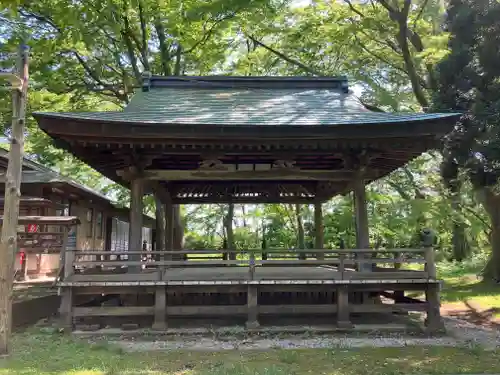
[60,226,74,332]
[248,251,255,280]
[421,228,444,334]
[393,251,405,303]
[422,229,436,279]
[338,253,346,280]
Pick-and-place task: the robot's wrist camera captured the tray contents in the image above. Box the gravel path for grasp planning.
[108,318,500,352]
[444,316,500,350]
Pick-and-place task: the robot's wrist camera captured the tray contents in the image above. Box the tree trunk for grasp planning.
[449,181,470,261]
[480,188,500,281]
[0,45,29,355]
[295,204,306,260]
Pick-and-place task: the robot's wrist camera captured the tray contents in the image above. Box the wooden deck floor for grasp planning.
[63,266,434,286]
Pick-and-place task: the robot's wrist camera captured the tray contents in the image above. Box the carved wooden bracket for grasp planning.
[198,159,228,171]
[272,160,297,170]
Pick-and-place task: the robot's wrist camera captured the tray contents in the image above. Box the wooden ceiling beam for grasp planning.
[139,168,378,182]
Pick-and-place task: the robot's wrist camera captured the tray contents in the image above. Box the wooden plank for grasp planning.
[166,305,247,316]
[0,197,65,209]
[19,247,63,254]
[73,260,144,267]
[256,259,342,266]
[259,304,336,314]
[1,216,80,225]
[356,258,426,264]
[350,303,428,313]
[74,306,154,317]
[68,248,425,256]
[163,304,340,316]
[349,271,427,279]
[141,169,376,182]
[74,260,245,267]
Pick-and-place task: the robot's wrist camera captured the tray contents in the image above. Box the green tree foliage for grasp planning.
[433,0,500,280]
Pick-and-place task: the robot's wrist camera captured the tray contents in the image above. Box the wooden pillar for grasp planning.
[336,285,352,329]
[314,201,324,259]
[246,285,259,329]
[165,200,174,260]
[152,286,167,330]
[128,178,144,272]
[155,196,166,260]
[353,176,370,272]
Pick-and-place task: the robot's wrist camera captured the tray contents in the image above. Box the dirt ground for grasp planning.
[441,301,500,329]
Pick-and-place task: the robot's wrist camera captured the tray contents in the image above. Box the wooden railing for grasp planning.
[64,247,436,281]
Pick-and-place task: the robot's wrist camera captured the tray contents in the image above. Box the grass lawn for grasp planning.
[0,330,499,375]
[437,261,500,320]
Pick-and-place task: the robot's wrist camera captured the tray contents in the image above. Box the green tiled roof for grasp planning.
[34,87,459,126]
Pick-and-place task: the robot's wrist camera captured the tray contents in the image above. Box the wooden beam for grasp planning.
[171,196,327,204]
[141,169,376,181]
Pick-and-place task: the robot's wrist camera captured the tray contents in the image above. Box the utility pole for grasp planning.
[0,44,29,356]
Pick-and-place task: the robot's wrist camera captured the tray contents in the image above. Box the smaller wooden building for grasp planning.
[0,148,154,278]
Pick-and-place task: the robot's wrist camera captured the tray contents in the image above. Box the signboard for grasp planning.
[26,224,39,233]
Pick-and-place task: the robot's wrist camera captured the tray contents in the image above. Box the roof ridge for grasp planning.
[142,74,349,93]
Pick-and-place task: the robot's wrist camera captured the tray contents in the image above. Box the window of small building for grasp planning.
[96,212,104,239]
[86,208,94,238]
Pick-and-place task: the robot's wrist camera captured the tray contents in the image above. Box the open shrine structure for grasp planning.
[33,75,460,332]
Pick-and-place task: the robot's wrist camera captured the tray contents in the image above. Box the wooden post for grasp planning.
[165,200,174,262]
[248,251,255,280]
[336,285,352,329]
[60,226,75,332]
[422,229,444,333]
[314,201,324,260]
[128,178,144,273]
[353,176,370,272]
[246,285,259,329]
[154,195,166,261]
[0,44,29,355]
[393,252,405,303]
[423,229,436,279]
[152,286,167,330]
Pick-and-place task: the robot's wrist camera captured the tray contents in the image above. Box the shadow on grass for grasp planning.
[1,329,500,375]
[440,279,500,303]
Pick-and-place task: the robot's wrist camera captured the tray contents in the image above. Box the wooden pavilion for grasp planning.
[33,75,460,332]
